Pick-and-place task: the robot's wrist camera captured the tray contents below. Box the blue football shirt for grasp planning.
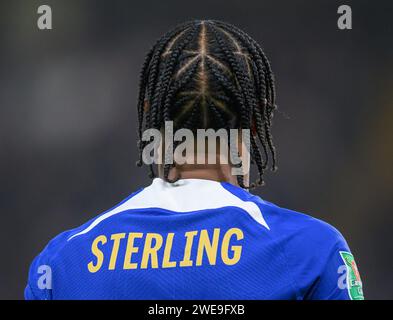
[25,178,364,300]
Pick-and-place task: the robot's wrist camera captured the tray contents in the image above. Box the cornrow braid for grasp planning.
[211,20,277,170]
[136,22,195,169]
[136,20,278,187]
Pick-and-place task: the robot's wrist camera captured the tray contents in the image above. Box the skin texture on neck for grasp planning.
[156,130,251,187]
[157,149,250,187]
[158,163,245,186]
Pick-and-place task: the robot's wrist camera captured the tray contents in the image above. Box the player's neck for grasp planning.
[158,163,248,187]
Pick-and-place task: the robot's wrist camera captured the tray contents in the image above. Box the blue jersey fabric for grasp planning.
[25,178,362,300]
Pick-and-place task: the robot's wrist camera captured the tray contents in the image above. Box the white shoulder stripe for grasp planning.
[67,178,269,241]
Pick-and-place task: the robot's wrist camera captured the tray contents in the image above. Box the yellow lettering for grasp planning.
[180,231,198,267]
[162,233,177,268]
[221,228,243,265]
[196,228,220,266]
[124,232,143,269]
[141,233,163,269]
[88,235,107,273]
[109,233,126,270]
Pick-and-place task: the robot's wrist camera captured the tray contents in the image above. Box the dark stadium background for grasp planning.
[0,0,392,299]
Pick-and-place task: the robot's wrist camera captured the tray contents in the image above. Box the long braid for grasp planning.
[209,25,259,187]
[212,20,277,170]
[230,26,277,170]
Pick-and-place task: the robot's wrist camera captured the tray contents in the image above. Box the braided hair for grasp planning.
[136,20,277,188]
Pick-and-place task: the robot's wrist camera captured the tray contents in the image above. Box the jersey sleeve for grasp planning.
[280,213,365,300]
[25,224,85,300]
[24,230,73,300]
[304,234,364,300]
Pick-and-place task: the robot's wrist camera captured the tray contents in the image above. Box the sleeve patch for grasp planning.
[339,251,364,300]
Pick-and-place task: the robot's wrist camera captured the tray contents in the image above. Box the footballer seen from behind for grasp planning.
[25,20,364,300]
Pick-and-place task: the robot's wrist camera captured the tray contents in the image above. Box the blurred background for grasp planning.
[0,0,392,299]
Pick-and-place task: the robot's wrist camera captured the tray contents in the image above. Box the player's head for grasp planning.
[136,20,277,188]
